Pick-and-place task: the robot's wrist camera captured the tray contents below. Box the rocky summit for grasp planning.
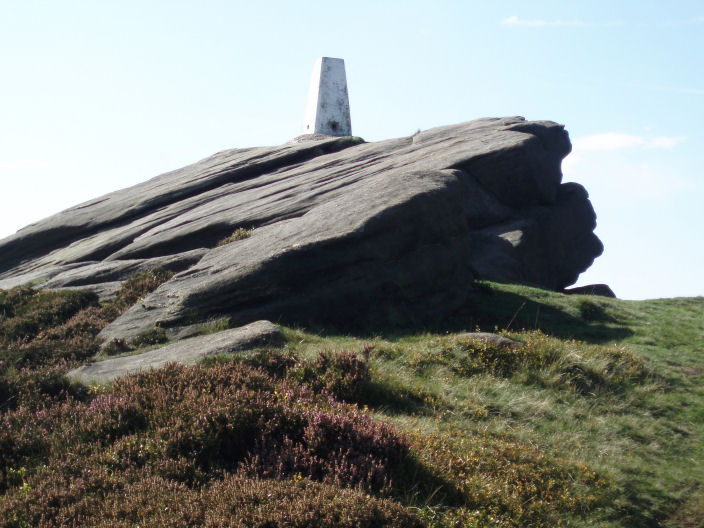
[0,117,603,344]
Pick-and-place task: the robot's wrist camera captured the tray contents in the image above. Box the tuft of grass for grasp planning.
[195,317,231,335]
[107,268,174,315]
[333,135,366,149]
[131,327,168,348]
[576,297,616,322]
[215,226,254,247]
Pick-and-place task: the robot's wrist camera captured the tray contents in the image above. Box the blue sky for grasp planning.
[1,1,702,299]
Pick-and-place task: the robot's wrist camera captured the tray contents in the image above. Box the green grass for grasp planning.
[267,283,704,527]
[0,279,702,527]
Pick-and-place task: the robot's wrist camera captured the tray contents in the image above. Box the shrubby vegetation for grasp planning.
[0,272,420,527]
[1,278,703,527]
[0,361,414,526]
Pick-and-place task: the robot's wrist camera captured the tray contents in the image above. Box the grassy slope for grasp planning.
[472,282,704,527]
[279,282,704,527]
[1,278,702,527]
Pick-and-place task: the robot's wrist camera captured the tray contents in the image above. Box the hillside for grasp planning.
[1,118,700,526]
[1,276,702,527]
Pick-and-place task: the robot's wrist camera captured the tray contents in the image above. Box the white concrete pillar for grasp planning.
[302,57,352,136]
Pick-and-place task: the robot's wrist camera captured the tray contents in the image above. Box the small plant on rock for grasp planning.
[216,227,254,247]
[132,327,168,348]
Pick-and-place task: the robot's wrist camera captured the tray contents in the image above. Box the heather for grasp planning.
[1,278,703,527]
[0,270,173,411]
[0,275,420,527]
[0,362,412,526]
[3,474,421,528]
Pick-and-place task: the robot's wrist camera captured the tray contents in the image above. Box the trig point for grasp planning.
[302,57,352,136]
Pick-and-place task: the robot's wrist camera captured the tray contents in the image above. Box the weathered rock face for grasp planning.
[0,117,603,342]
[67,320,284,384]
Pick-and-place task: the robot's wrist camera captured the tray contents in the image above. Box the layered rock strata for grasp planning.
[0,117,603,343]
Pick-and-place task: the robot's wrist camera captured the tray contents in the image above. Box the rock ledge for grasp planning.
[68,321,283,384]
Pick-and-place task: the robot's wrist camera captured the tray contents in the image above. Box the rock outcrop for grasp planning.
[454,332,523,350]
[0,117,603,343]
[67,320,284,384]
[564,284,616,298]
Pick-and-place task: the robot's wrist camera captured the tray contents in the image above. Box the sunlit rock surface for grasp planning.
[0,117,603,343]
